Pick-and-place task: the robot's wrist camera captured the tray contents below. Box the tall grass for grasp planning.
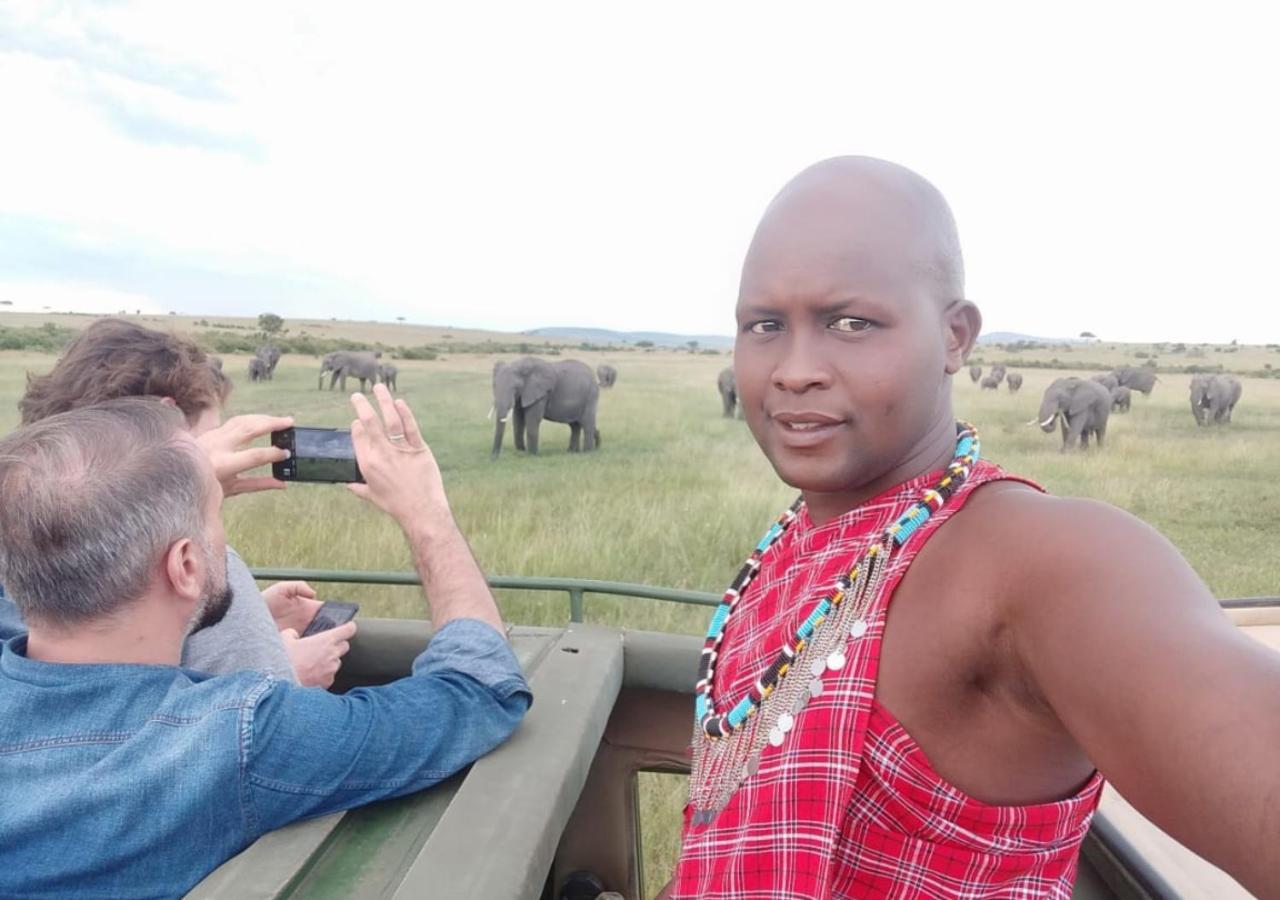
[2,350,1277,895]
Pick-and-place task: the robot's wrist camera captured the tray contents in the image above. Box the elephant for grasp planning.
[248,356,269,382]
[1034,377,1111,451]
[378,363,398,392]
[717,368,741,418]
[980,373,1000,390]
[255,345,281,380]
[319,351,380,392]
[969,365,982,383]
[1190,374,1242,425]
[1006,372,1023,393]
[597,364,618,388]
[1092,373,1120,391]
[990,364,1007,385]
[1112,366,1157,395]
[1110,385,1131,413]
[491,357,600,458]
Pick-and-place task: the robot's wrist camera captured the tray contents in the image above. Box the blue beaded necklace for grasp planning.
[695,422,980,740]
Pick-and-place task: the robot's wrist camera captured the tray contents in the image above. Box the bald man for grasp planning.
[668,157,1279,898]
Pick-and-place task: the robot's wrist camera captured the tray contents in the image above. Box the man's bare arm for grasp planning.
[1007,494,1280,896]
[347,385,503,633]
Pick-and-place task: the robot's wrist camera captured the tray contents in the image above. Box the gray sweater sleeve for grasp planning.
[181,546,297,682]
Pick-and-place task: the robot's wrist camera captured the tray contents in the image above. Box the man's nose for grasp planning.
[771,333,832,393]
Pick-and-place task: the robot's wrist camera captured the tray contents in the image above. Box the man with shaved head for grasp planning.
[666,157,1279,897]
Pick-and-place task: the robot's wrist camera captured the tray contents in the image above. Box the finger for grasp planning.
[295,582,318,600]
[226,477,286,496]
[230,446,289,471]
[350,392,383,438]
[373,384,403,439]
[394,399,427,450]
[229,414,295,443]
[346,482,372,501]
[330,621,358,641]
[280,628,300,641]
[334,641,351,657]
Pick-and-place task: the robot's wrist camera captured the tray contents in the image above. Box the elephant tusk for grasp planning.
[1038,415,1057,428]
[487,406,494,421]
[1024,417,1039,426]
[497,417,508,424]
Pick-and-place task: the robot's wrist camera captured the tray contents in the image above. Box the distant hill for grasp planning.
[978,331,1081,345]
[521,327,734,349]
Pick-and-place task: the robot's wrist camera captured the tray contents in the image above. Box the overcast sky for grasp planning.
[1,2,1276,343]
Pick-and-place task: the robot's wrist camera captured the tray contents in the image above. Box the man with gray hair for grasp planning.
[0,388,531,897]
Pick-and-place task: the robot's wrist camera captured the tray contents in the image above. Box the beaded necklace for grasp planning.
[689,422,980,822]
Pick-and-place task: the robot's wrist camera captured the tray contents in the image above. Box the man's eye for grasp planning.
[830,316,872,333]
[747,320,784,335]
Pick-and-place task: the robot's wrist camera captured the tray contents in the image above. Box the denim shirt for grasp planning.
[0,618,531,899]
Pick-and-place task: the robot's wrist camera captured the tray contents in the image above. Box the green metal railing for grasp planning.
[250,568,720,623]
[251,567,1278,624]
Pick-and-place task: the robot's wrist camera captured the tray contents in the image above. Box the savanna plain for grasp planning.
[2,334,1278,895]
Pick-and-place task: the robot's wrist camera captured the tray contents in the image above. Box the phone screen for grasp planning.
[273,427,364,483]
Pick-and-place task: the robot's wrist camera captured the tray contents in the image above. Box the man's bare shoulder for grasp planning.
[950,478,1217,614]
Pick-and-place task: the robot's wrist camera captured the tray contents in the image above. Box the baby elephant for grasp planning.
[248,357,269,382]
[969,364,982,383]
[980,373,1001,390]
[378,363,398,392]
[1110,385,1131,413]
[1006,372,1023,393]
[597,364,617,388]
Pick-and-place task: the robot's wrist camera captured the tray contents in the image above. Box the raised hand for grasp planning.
[346,384,449,529]
[196,414,294,499]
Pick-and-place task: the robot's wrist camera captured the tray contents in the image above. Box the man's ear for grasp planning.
[164,538,202,605]
[942,300,982,374]
[159,396,178,408]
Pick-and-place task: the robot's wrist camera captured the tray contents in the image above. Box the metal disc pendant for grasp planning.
[768,726,785,747]
[850,619,868,638]
[809,657,826,677]
[792,690,810,714]
[827,650,847,671]
[809,677,824,697]
[777,712,795,734]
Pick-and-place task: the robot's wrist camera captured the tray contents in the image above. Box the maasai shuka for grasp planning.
[672,460,1104,899]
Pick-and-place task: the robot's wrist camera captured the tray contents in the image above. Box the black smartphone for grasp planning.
[272,427,363,483]
[301,601,360,638]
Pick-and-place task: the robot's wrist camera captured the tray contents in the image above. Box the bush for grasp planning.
[0,324,77,352]
[398,346,439,361]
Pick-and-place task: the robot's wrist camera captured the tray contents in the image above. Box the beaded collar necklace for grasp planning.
[689,421,980,822]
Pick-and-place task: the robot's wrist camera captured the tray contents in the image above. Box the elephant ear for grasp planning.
[521,365,556,408]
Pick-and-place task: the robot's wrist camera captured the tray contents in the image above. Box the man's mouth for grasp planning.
[771,411,845,443]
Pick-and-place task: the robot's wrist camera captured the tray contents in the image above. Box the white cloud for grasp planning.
[0,1,1277,342]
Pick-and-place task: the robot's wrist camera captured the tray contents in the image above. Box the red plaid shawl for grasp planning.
[673,461,1103,899]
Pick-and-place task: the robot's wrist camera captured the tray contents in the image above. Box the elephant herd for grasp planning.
[970,365,1023,393]
[1030,366,1243,452]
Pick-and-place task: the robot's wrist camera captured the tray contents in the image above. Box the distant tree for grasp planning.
[1079,331,1096,339]
[686,340,699,352]
[636,340,654,348]
[258,313,285,339]
[396,316,406,322]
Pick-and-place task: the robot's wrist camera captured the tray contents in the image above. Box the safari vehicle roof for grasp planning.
[189,601,1279,900]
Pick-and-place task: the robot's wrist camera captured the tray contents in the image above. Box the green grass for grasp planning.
[3,349,1278,896]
